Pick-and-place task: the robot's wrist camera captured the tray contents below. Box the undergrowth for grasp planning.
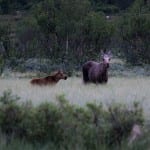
[0,90,147,150]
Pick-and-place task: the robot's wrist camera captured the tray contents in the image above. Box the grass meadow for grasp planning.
[0,75,150,150]
[0,76,150,118]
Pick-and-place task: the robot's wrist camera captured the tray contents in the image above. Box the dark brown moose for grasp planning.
[82,51,111,84]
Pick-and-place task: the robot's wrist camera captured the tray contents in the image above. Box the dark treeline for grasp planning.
[0,0,135,14]
[0,0,150,73]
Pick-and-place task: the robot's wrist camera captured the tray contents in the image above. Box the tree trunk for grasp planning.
[66,34,69,55]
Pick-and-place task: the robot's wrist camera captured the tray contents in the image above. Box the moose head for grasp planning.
[101,50,112,67]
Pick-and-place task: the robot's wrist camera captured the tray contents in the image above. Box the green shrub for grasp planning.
[106,102,143,145]
[0,90,23,138]
[0,90,145,149]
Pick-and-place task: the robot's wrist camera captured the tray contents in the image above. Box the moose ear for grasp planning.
[107,50,111,54]
[58,69,63,73]
[107,51,112,57]
[100,49,107,58]
[100,49,104,56]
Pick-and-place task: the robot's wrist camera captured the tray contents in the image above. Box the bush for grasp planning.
[119,13,150,65]
[0,90,144,149]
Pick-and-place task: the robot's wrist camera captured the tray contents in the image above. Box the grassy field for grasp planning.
[0,76,150,150]
[0,76,150,118]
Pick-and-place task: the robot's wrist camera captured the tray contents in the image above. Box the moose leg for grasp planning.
[101,73,108,83]
[103,77,108,83]
[82,67,90,83]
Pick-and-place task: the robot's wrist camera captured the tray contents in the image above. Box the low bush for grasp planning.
[0,90,144,149]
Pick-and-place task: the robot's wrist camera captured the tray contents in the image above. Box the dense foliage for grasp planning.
[120,13,150,64]
[119,0,150,64]
[0,0,149,73]
[0,90,144,149]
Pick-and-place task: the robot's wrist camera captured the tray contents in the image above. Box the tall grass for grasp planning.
[0,77,150,150]
[0,77,150,117]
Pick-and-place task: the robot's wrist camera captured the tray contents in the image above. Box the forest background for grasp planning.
[0,0,149,74]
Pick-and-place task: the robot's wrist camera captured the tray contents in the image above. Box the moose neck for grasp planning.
[102,62,109,69]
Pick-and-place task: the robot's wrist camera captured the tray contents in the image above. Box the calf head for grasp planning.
[55,70,67,80]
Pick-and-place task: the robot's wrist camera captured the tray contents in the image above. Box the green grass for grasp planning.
[0,76,150,118]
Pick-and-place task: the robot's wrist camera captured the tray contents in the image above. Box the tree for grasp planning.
[56,0,90,54]
[33,0,90,59]
[120,14,150,64]
[0,0,42,14]
[83,12,114,55]
[0,23,11,58]
[33,0,57,57]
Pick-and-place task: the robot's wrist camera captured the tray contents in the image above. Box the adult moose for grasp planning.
[82,50,112,84]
